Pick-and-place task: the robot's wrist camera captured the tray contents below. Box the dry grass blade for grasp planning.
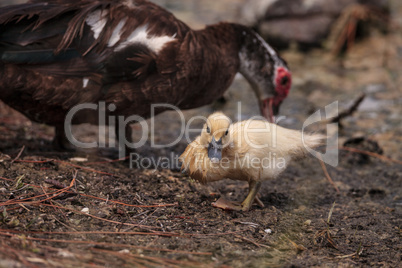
[92,248,206,268]
[235,235,270,248]
[10,145,25,164]
[0,176,76,207]
[34,202,163,230]
[77,193,178,208]
[285,236,307,251]
[0,228,180,237]
[317,155,340,193]
[0,231,212,256]
[335,242,363,259]
[0,175,177,209]
[1,242,35,268]
[314,229,338,250]
[85,156,130,165]
[314,203,338,250]
[327,201,336,224]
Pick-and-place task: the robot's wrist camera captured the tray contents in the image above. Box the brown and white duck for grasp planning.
[180,112,324,211]
[0,0,291,149]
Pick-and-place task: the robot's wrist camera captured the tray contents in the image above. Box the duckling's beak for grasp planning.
[208,137,222,163]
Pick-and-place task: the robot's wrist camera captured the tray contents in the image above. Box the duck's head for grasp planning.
[200,112,232,163]
[236,25,292,123]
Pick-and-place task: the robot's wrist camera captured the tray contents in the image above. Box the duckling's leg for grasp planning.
[241,180,262,211]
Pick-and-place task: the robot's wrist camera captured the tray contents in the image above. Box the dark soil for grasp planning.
[0,100,401,267]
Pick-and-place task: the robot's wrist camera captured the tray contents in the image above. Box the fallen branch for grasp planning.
[340,146,402,165]
[330,93,366,125]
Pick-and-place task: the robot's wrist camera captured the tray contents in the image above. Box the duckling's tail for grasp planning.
[290,132,326,159]
[272,126,326,159]
[302,132,326,150]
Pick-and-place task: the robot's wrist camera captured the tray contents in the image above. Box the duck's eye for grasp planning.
[206,126,210,134]
[225,129,229,136]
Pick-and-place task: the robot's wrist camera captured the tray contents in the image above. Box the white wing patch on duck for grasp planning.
[255,33,279,62]
[82,78,89,88]
[86,10,108,39]
[114,24,176,54]
[108,18,127,47]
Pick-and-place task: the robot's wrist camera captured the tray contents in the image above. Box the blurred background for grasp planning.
[0,0,400,162]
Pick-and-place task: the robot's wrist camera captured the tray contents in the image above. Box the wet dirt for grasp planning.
[0,0,401,267]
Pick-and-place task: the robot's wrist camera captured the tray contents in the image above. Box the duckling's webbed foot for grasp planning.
[212,181,263,211]
[212,198,243,211]
[254,196,265,208]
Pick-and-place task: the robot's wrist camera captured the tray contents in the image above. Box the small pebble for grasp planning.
[81,207,89,214]
[264,228,272,234]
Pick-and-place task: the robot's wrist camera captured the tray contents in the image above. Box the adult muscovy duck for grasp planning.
[0,0,291,149]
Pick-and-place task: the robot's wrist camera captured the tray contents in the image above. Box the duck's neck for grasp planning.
[177,23,242,109]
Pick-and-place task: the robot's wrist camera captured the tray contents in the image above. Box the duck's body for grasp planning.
[180,112,324,211]
[0,0,291,149]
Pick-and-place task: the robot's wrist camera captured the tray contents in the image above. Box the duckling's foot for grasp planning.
[212,197,263,211]
[212,197,243,211]
[255,196,265,208]
[212,181,263,211]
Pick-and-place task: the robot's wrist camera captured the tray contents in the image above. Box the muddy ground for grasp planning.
[1,0,402,267]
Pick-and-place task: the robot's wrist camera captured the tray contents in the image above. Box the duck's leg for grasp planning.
[115,120,133,158]
[241,180,262,211]
[53,125,74,151]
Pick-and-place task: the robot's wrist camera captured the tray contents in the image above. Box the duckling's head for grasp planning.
[200,112,231,163]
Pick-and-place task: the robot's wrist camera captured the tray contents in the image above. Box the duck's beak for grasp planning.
[208,137,222,163]
[261,98,281,123]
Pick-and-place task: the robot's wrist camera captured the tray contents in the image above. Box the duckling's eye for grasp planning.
[225,129,229,136]
[206,126,210,134]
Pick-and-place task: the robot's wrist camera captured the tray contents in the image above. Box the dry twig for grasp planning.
[10,145,25,164]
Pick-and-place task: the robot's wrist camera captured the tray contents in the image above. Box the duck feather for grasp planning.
[0,0,291,148]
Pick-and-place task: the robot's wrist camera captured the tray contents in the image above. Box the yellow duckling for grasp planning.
[180,112,325,211]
